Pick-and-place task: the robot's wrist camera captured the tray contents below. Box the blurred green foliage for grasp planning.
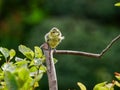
[0,0,120,90]
[0,45,46,90]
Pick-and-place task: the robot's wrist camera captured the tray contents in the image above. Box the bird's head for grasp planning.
[49,27,61,37]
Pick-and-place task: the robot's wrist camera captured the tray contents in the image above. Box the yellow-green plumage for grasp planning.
[45,27,64,49]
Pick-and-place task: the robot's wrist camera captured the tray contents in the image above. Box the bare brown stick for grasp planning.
[55,34,120,58]
[41,34,120,90]
[55,50,100,58]
[42,43,58,90]
[99,34,120,57]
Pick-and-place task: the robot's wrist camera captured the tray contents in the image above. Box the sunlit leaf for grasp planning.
[22,77,33,90]
[4,71,19,90]
[31,74,43,88]
[2,63,16,72]
[19,45,34,60]
[53,58,58,64]
[0,69,4,80]
[34,58,42,66]
[115,2,120,6]
[29,60,34,67]
[0,47,9,60]
[24,52,34,60]
[15,57,23,61]
[105,83,114,90]
[18,68,30,82]
[93,82,114,90]
[15,60,29,68]
[39,65,47,73]
[77,82,86,90]
[0,75,4,80]
[9,49,16,60]
[93,82,107,90]
[30,66,38,72]
[34,73,43,82]
[41,55,46,63]
[0,68,3,74]
[34,46,43,58]
[33,82,39,88]
[114,81,120,87]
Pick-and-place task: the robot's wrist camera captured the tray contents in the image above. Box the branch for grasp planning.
[41,43,58,90]
[99,34,120,57]
[41,34,120,90]
[55,34,120,58]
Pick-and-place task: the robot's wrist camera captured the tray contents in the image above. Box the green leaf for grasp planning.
[9,49,16,60]
[114,81,120,87]
[15,60,29,68]
[25,52,34,60]
[34,46,43,58]
[53,58,58,64]
[77,82,86,90]
[34,58,42,66]
[2,63,16,72]
[19,45,34,60]
[115,2,120,6]
[22,77,33,90]
[17,68,33,90]
[31,74,43,88]
[93,82,114,90]
[30,66,38,72]
[33,82,39,88]
[0,69,4,80]
[93,82,107,90]
[39,65,47,73]
[0,47,9,60]
[15,57,24,61]
[18,68,30,82]
[30,66,38,77]
[34,73,43,82]
[0,68,3,73]
[29,60,34,67]
[4,71,19,90]
[0,75,4,80]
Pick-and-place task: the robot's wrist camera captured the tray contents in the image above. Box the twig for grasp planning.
[41,34,120,90]
[99,34,120,57]
[41,43,58,90]
[55,34,120,58]
[55,50,100,58]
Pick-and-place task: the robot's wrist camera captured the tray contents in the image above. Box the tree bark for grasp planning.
[42,43,58,90]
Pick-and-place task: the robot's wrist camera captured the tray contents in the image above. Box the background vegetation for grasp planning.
[0,0,120,90]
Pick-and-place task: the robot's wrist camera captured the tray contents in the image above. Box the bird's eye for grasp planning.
[52,31,55,33]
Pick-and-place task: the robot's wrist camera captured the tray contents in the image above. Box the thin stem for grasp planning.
[55,50,100,58]
[99,34,120,57]
[55,34,120,58]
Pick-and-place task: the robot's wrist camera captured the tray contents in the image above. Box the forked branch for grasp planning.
[41,34,120,90]
[55,34,120,58]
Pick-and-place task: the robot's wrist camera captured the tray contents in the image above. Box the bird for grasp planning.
[45,27,64,49]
